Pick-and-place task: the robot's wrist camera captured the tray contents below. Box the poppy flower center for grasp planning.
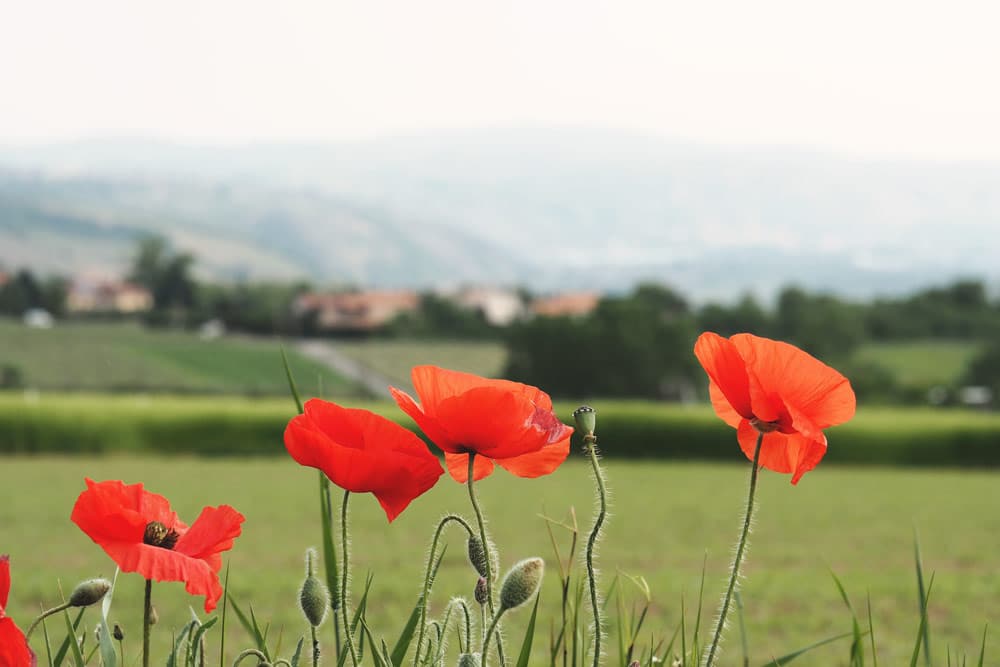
[143,521,180,550]
[749,417,781,434]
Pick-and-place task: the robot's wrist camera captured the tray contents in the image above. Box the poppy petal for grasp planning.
[71,479,187,547]
[175,505,245,575]
[0,617,35,667]
[98,539,225,612]
[285,415,381,493]
[737,419,827,484]
[390,387,463,453]
[433,387,545,459]
[730,334,855,428]
[694,333,754,420]
[494,435,571,478]
[708,381,744,428]
[444,452,496,483]
[411,365,554,412]
[0,555,9,611]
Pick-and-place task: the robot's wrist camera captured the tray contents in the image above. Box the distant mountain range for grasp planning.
[2,128,998,301]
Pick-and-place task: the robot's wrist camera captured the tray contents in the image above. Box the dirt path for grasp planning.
[294,339,408,399]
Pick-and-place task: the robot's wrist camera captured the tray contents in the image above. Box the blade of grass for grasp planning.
[97,568,119,667]
[909,572,936,667]
[913,528,931,667]
[692,553,708,662]
[656,624,681,667]
[735,591,749,667]
[761,631,858,666]
[219,565,231,667]
[515,594,541,667]
[53,608,86,667]
[60,607,86,667]
[680,594,687,667]
[291,637,305,667]
[189,617,218,667]
[228,595,270,660]
[41,612,53,667]
[281,347,304,413]
[166,620,196,667]
[866,592,878,667]
[829,569,864,667]
[976,624,988,667]
[391,548,446,666]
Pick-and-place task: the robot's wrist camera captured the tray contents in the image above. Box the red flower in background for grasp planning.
[0,556,34,667]
[391,366,574,483]
[284,399,444,521]
[694,332,856,484]
[71,479,244,613]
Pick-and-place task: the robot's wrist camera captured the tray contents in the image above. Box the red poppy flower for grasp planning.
[390,366,574,483]
[694,332,856,484]
[0,556,34,667]
[70,479,244,613]
[284,399,445,522]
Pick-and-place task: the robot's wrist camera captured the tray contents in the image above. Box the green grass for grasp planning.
[334,339,508,385]
[1,456,994,666]
[0,319,358,396]
[853,340,982,388]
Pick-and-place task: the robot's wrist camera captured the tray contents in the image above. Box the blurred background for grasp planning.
[2,1,999,664]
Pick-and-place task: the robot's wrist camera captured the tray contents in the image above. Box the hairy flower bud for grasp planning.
[467,535,489,578]
[458,653,481,667]
[573,406,596,437]
[113,624,124,641]
[300,550,329,627]
[499,558,544,611]
[474,577,488,605]
[69,578,112,607]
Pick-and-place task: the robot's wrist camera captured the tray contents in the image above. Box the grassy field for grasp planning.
[852,340,981,388]
[0,319,357,396]
[1,456,995,666]
[334,339,507,386]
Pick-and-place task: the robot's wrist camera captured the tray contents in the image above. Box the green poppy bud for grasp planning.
[458,653,481,667]
[69,578,112,607]
[113,624,124,641]
[572,406,596,437]
[300,550,329,627]
[499,558,544,611]
[474,576,488,605]
[467,535,489,578]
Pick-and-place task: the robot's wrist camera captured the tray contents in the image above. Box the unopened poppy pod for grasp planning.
[694,332,856,483]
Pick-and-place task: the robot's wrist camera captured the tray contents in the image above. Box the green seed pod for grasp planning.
[499,558,544,611]
[149,605,159,626]
[572,406,596,437]
[474,576,488,605]
[467,535,489,577]
[69,578,112,607]
[457,653,481,667]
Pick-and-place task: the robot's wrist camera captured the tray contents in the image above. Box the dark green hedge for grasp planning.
[1,395,998,467]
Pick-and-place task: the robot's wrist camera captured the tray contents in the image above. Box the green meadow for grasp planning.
[1,456,996,666]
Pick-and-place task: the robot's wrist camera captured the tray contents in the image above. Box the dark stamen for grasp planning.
[143,521,180,550]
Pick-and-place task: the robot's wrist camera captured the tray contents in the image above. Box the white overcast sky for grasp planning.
[1,0,998,159]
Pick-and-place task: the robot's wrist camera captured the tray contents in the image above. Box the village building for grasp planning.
[292,289,420,333]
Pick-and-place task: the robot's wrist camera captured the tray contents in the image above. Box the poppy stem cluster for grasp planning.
[702,432,764,667]
[466,453,507,667]
[340,491,361,667]
[413,515,475,667]
[576,407,607,667]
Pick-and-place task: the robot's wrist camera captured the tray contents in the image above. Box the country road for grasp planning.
[294,339,410,399]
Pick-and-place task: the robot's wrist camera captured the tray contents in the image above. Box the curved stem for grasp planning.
[233,648,268,666]
[413,515,474,667]
[24,601,72,640]
[585,437,607,667]
[341,491,360,667]
[143,579,153,667]
[467,454,506,667]
[458,599,472,653]
[702,432,764,667]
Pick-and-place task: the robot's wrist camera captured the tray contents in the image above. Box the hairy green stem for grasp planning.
[233,648,268,666]
[341,490,360,667]
[311,625,319,667]
[467,453,506,667]
[143,579,153,667]
[584,437,607,667]
[413,515,474,667]
[24,602,72,640]
[481,609,507,667]
[703,432,764,667]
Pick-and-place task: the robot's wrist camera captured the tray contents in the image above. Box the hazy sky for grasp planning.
[2,0,998,159]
